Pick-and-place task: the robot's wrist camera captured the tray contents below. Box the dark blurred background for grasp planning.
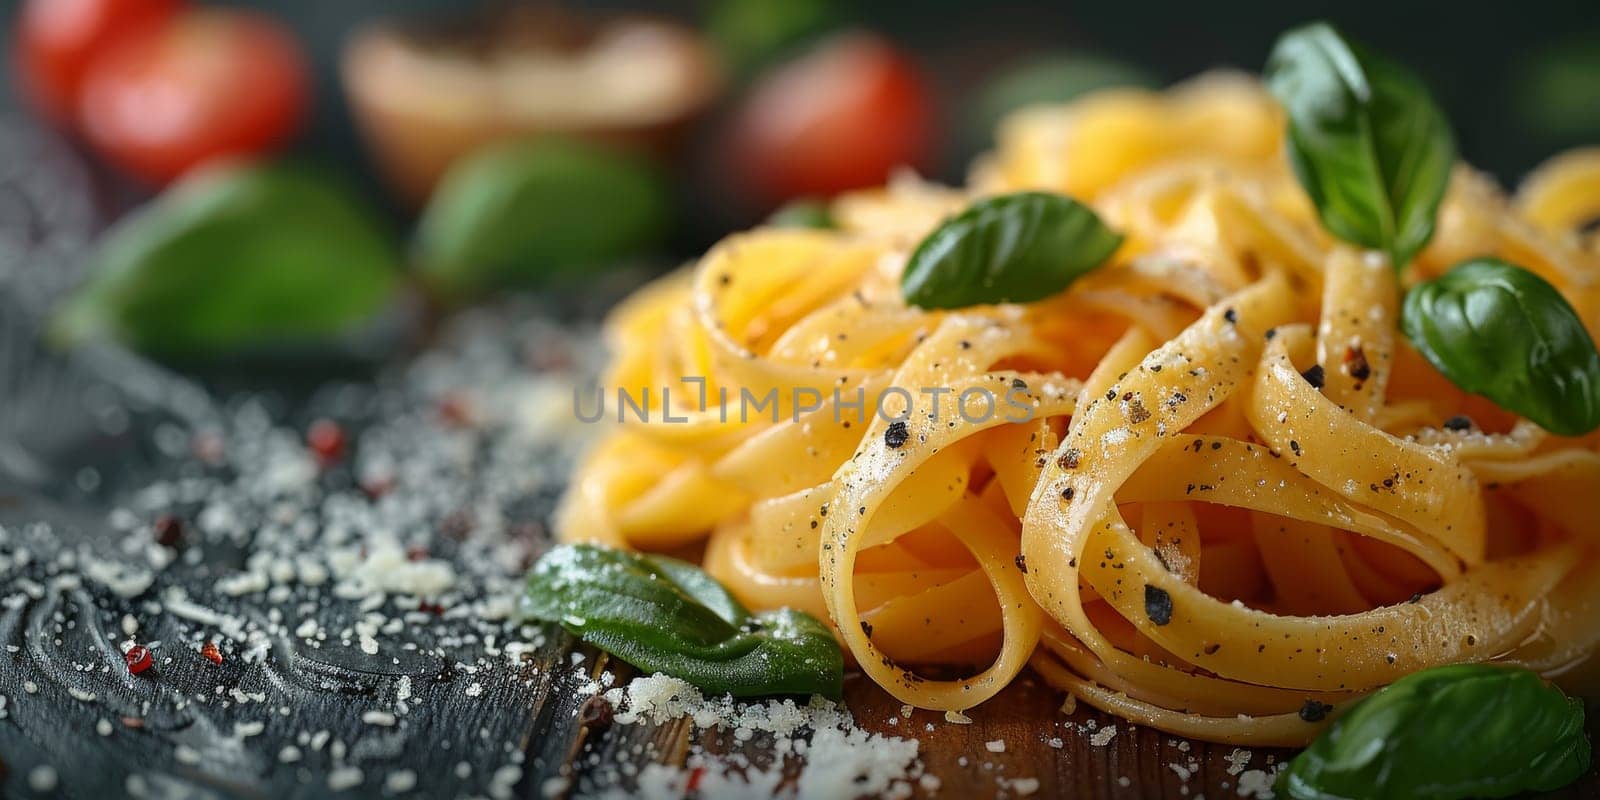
[3,0,1598,364]
[5,0,1597,191]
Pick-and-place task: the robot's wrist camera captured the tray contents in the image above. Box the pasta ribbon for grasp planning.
[559,75,1600,745]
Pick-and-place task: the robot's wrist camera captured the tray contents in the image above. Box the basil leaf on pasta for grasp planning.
[900,191,1122,309]
[1277,664,1590,800]
[521,543,843,698]
[1265,21,1455,269]
[1402,258,1600,436]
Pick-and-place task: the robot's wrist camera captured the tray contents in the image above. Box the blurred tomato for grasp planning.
[77,8,310,184]
[13,0,183,125]
[728,31,934,204]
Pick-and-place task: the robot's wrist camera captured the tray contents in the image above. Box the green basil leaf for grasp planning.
[521,543,843,698]
[1265,21,1456,269]
[54,163,399,357]
[966,54,1154,152]
[416,139,670,299]
[767,198,836,230]
[1402,258,1600,435]
[1278,664,1590,800]
[900,191,1122,309]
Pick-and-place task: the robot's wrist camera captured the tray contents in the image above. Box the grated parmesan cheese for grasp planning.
[596,673,924,799]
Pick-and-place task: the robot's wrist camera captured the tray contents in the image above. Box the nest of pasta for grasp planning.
[557,73,1600,745]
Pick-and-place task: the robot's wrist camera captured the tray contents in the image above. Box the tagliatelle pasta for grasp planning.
[556,73,1600,745]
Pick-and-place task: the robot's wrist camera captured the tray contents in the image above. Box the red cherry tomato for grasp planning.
[728,31,934,205]
[77,8,310,184]
[13,0,183,125]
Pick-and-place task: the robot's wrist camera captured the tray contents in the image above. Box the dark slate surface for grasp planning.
[0,117,614,799]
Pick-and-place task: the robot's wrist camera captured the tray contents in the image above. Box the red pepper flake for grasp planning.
[1342,345,1371,381]
[152,515,184,548]
[307,419,346,466]
[406,545,429,562]
[508,521,545,541]
[526,338,574,371]
[125,645,153,675]
[190,430,226,464]
[418,601,446,615]
[436,393,473,427]
[578,696,614,731]
[686,766,706,793]
[360,473,394,500]
[440,510,475,539]
[200,641,223,665]
[120,716,145,729]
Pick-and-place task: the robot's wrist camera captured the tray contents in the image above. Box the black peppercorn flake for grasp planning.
[1301,364,1326,389]
[1014,554,1028,574]
[1126,397,1151,424]
[1299,699,1332,722]
[884,421,909,449]
[1144,585,1173,625]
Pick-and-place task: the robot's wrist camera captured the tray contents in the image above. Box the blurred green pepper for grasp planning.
[1514,35,1600,141]
[415,138,670,300]
[55,162,399,358]
[967,54,1155,151]
[705,0,842,78]
[766,198,835,230]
